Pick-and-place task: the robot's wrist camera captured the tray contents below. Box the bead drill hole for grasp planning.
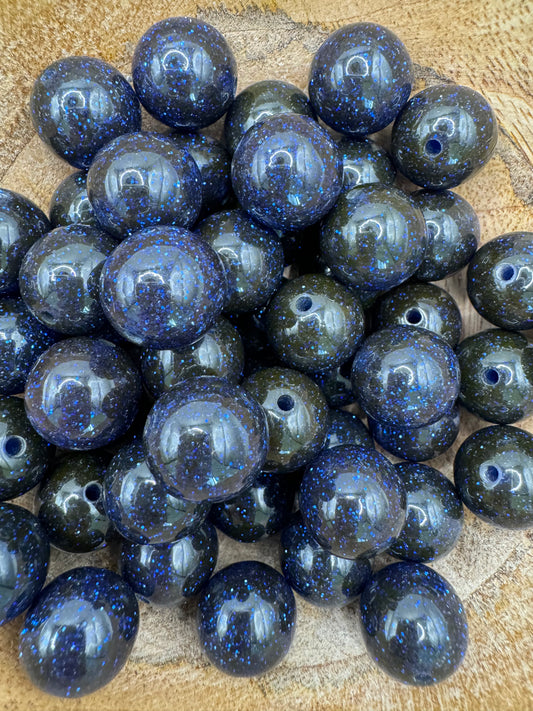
[497,264,517,282]
[425,139,442,156]
[483,368,500,385]
[481,464,502,483]
[84,483,102,503]
[3,436,25,457]
[405,308,423,325]
[277,394,295,411]
[296,295,313,312]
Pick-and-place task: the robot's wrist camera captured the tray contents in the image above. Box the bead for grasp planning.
[30,56,141,169]
[457,329,533,424]
[0,188,50,295]
[412,189,480,281]
[120,521,218,605]
[243,366,329,473]
[320,184,427,292]
[280,514,371,607]
[265,273,365,373]
[388,462,464,562]
[308,22,413,136]
[132,17,237,129]
[374,282,463,348]
[0,503,49,625]
[311,358,356,408]
[49,171,98,228]
[359,562,468,685]
[231,114,342,232]
[300,445,405,559]
[143,377,268,503]
[99,226,226,349]
[197,209,284,313]
[324,409,373,450]
[24,337,141,450]
[19,566,139,697]
[467,232,533,330]
[197,560,296,677]
[338,137,396,190]
[104,441,209,545]
[87,132,202,239]
[352,326,460,428]
[454,425,533,529]
[224,79,316,155]
[391,84,498,189]
[0,396,54,501]
[19,224,117,334]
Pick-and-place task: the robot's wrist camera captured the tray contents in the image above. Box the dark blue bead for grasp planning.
[0,503,49,625]
[231,114,342,232]
[197,560,296,677]
[30,56,141,169]
[24,337,141,450]
[311,358,356,408]
[338,136,396,190]
[324,409,373,450]
[132,17,237,129]
[49,170,98,228]
[359,562,468,685]
[19,566,139,697]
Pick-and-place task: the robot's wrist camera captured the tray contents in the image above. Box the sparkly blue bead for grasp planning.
[338,136,396,190]
[30,56,141,169]
[197,560,296,677]
[311,358,356,408]
[19,566,139,697]
[324,409,373,450]
[49,171,98,228]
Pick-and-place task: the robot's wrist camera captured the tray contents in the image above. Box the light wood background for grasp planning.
[0,1,532,710]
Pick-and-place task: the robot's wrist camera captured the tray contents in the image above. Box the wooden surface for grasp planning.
[0,1,533,709]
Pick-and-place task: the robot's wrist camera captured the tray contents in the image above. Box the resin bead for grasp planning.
[391,84,498,189]
[388,462,464,562]
[120,521,218,605]
[24,338,141,450]
[300,445,405,559]
[352,326,460,428]
[360,562,468,685]
[320,184,427,292]
[243,367,329,473]
[144,377,268,503]
[309,22,413,136]
[87,132,202,239]
[265,273,365,373]
[0,188,50,295]
[197,560,296,677]
[99,226,226,349]
[457,329,533,424]
[338,137,396,190]
[231,114,342,232]
[30,56,141,168]
[49,171,98,228]
[132,17,237,129]
[19,224,117,334]
[0,503,49,625]
[454,425,533,529]
[324,409,373,450]
[19,566,139,698]
[311,359,356,408]
[467,232,533,331]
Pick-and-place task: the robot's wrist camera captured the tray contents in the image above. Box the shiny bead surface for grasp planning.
[311,359,356,408]
[324,409,373,450]
[338,137,396,190]
[49,171,98,228]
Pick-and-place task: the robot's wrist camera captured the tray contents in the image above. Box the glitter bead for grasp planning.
[49,171,98,228]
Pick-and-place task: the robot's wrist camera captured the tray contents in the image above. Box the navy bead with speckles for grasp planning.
[324,409,373,450]
[49,171,98,228]
[338,137,396,191]
[311,358,356,408]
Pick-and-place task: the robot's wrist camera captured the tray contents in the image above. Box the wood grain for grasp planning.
[0,1,532,710]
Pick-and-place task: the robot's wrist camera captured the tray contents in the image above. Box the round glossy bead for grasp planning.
[19,224,117,334]
[359,562,468,685]
[197,560,296,677]
[30,56,141,169]
[120,521,218,605]
[243,367,329,474]
[454,425,533,529]
[309,22,413,136]
[265,273,365,373]
[324,409,373,450]
[467,232,533,330]
[338,137,396,191]
[87,132,202,239]
[0,188,50,295]
[280,515,371,607]
[144,377,268,503]
[412,189,480,281]
[49,171,98,228]
[197,209,284,313]
[224,79,316,155]
[132,17,237,129]
[19,566,139,698]
[99,226,226,349]
[389,462,464,562]
[311,359,356,408]
[0,503,49,625]
[231,114,342,232]
[300,445,405,559]
[391,84,498,189]
[320,184,427,292]
[374,282,462,348]
[352,326,460,428]
[24,337,141,450]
